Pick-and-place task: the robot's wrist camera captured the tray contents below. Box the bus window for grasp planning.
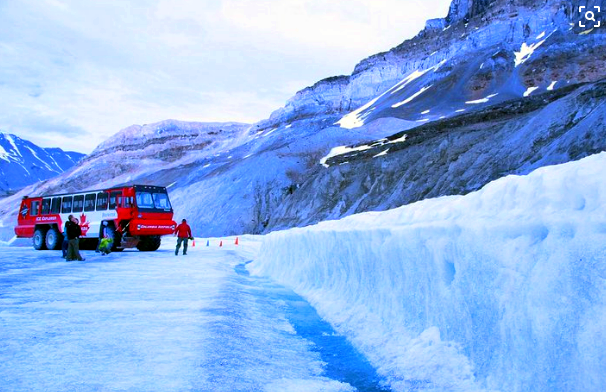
[41,199,51,215]
[61,196,73,213]
[153,193,171,210]
[109,191,122,209]
[31,201,40,216]
[123,196,133,208]
[84,194,96,212]
[73,195,84,213]
[96,192,108,211]
[51,198,61,214]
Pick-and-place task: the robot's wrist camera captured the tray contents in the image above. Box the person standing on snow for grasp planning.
[65,216,85,261]
[98,221,114,255]
[174,219,193,256]
[61,216,70,259]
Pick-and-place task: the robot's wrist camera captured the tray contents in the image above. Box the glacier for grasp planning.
[248,152,606,392]
[1,155,604,392]
[0,238,368,392]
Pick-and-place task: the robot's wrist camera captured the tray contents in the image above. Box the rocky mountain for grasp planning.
[1,0,605,241]
[0,132,84,197]
[52,120,252,192]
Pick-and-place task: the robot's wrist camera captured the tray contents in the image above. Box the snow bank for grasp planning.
[249,153,606,392]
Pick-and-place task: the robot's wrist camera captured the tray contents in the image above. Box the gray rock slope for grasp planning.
[1,0,605,240]
[269,80,606,230]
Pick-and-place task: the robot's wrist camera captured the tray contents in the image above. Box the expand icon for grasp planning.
[579,6,601,28]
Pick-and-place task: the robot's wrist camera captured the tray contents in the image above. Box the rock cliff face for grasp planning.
[19,120,252,197]
[264,0,605,129]
[266,76,350,125]
[267,80,606,231]
[1,0,605,241]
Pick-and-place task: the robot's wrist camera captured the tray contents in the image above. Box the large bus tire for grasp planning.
[45,227,62,250]
[137,235,161,251]
[33,228,48,250]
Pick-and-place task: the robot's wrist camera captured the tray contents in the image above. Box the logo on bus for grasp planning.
[137,224,173,230]
[79,213,91,236]
[36,216,57,222]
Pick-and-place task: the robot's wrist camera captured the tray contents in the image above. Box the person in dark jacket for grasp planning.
[61,215,71,258]
[65,216,85,261]
[174,219,193,256]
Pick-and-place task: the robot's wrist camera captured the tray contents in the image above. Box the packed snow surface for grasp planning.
[249,153,606,392]
[0,238,374,392]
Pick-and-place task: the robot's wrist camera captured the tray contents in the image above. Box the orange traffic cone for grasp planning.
[235,237,239,245]
[219,240,223,247]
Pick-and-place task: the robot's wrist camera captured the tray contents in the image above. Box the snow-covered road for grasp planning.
[0,238,385,392]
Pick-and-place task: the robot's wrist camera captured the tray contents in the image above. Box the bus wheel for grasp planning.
[33,228,48,250]
[45,227,62,250]
[136,235,161,251]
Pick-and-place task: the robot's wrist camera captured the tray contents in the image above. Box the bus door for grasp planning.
[15,198,42,237]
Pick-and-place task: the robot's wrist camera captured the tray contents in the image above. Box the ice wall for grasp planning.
[248,153,606,392]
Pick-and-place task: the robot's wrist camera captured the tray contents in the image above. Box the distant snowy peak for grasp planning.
[0,132,85,195]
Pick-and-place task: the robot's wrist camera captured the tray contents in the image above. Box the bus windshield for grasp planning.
[136,191,172,212]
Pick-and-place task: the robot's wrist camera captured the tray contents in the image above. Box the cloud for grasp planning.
[0,0,452,153]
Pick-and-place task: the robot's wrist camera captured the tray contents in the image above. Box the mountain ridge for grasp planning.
[0,132,85,197]
[1,0,605,240]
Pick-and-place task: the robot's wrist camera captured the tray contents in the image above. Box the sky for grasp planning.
[0,0,452,154]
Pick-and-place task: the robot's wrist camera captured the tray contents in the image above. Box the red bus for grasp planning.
[14,185,177,252]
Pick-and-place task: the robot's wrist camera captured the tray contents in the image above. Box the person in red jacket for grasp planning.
[174,219,193,256]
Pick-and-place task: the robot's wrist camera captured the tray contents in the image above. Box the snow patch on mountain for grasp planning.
[514,29,558,67]
[320,145,374,168]
[466,93,498,104]
[320,133,408,168]
[524,86,539,97]
[392,85,434,108]
[335,60,446,130]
